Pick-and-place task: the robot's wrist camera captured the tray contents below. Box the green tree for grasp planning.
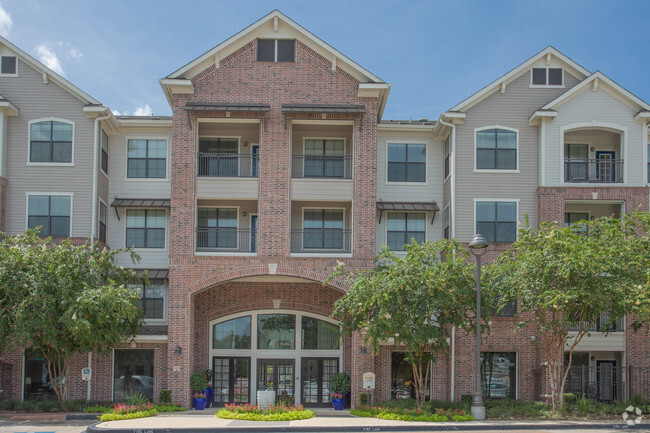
[330,239,479,407]
[0,229,144,405]
[494,213,650,411]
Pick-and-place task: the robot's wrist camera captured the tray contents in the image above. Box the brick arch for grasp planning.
[198,299,336,326]
[186,265,348,294]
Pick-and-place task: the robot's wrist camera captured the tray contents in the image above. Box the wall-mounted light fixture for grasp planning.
[242,211,247,217]
[244,141,249,147]
[174,346,182,356]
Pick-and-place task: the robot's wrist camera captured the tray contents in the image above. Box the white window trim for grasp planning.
[0,55,18,77]
[443,135,451,182]
[124,136,170,182]
[98,198,108,244]
[124,207,169,251]
[25,192,74,236]
[385,210,427,251]
[384,140,429,185]
[100,128,109,177]
[194,205,249,256]
[26,118,75,166]
[473,125,520,173]
[560,122,628,186]
[208,309,343,406]
[473,198,520,243]
[529,67,565,88]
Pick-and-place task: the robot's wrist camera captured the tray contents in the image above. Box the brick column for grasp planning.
[350,331,375,407]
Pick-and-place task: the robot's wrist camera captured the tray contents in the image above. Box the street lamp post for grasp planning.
[469,233,488,420]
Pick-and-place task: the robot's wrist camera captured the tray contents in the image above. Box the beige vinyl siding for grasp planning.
[111,206,170,269]
[453,71,580,242]
[542,86,643,186]
[2,58,95,236]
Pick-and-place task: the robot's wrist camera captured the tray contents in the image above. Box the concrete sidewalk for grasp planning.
[85,408,649,432]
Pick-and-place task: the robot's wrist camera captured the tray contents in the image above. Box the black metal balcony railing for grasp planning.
[290,229,352,253]
[291,155,352,179]
[568,312,625,332]
[196,228,256,253]
[564,159,624,183]
[197,153,259,177]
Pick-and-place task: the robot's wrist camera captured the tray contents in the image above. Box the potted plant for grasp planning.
[329,372,350,410]
[190,369,208,410]
[193,392,207,410]
[203,369,214,408]
[256,380,276,410]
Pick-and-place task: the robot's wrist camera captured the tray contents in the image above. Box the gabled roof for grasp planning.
[449,46,591,113]
[0,35,102,106]
[539,71,650,112]
[165,10,385,84]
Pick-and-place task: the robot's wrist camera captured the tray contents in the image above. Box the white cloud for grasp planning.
[0,5,12,37]
[111,109,122,116]
[35,44,65,76]
[67,47,83,60]
[133,104,152,116]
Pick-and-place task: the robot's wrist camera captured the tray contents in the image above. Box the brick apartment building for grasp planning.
[1,10,649,407]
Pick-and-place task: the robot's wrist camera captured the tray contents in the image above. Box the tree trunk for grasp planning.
[411,359,430,408]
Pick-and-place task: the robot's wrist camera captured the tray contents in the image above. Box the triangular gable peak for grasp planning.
[448,46,591,113]
[165,10,385,84]
[539,71,650,114]
[0,35,102,107]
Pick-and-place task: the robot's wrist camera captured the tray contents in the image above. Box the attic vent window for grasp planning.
[0,56,17,75]
[531,68,563,86]
[257,39,294,62]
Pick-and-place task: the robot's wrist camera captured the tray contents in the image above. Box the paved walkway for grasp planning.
[84,408,648,432]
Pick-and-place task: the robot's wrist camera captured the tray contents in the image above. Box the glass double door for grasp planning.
[212,357,250,406]
[301,358,339,407]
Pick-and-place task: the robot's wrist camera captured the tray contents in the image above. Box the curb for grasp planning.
[67,413,101,420]
[86,421,650,432]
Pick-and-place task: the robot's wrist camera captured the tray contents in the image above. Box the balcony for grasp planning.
[197,153,259,178]
[564,159,623,183]
[291,155,352,179]
[290,229,352,254]
[568,312,625,332]
[196,228,257,253]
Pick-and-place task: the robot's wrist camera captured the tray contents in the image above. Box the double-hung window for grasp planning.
[387,212,425,250]
[98,201,107,243]
[304,139,345,178]
[127,139,166,178]
[387,143,426,182]
[101,130,109,174]
[476,201,517,243]
[531,67,563,86]
[126,209,165,248]
[197,208,238,249]
[27,194,71,237]
[29,120,73,163]
[131,278,165,319]
[476,128,517,170]
[303,209,343,249]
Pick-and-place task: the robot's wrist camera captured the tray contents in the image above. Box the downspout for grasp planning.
[91,112,111,243]
[439,118,456,400]
[0,111,6,177]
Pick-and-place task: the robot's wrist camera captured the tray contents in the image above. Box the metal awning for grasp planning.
[135,269,169,279]
[111,198,170,208]
[377,201,440,224]
[183,103,270,112]
[281,104,366,113]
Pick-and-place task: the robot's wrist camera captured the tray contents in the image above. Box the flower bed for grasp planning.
[99,402,158,421]
[215,403,315,421]
[351,405,474,422]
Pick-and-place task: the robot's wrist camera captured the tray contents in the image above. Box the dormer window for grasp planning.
[531,68,563,86]
[0,56,16,75]
[257,39,295,62]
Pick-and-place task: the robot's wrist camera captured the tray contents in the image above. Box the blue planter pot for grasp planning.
[203,388,213,408]
[194,397,207,410]
[332,398,345,410]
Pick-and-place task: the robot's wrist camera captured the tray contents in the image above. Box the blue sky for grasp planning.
[2,0,648,119]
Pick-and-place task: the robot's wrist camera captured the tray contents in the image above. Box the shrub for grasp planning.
[215,403,315,421]
[1,399,18,410]
[99,409,158,421]
[359,393,368,405]
[190,369,209,392]
[154,403,186,412]
[84,405,113,414]
[351,405,473,422]
[159,389,172,404]
[123,392,149,406]
[461,394,473,409]
[330,372,351,394]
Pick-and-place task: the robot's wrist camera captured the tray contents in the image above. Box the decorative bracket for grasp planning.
[592,78,599,92]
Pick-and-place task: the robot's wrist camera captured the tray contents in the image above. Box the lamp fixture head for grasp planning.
[469,233,489,250]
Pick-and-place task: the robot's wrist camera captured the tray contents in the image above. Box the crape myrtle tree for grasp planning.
[330,239,481,407]
[0,229,144,405]
[493,213,650,411]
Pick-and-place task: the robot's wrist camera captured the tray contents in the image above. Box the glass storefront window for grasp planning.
[257,314,295,350]
[213,316,251,349]
[23,349,59,400]
[114,349,154,401]
[481,352,516,399]
[301,317,340,350]
[391,352,416,400]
